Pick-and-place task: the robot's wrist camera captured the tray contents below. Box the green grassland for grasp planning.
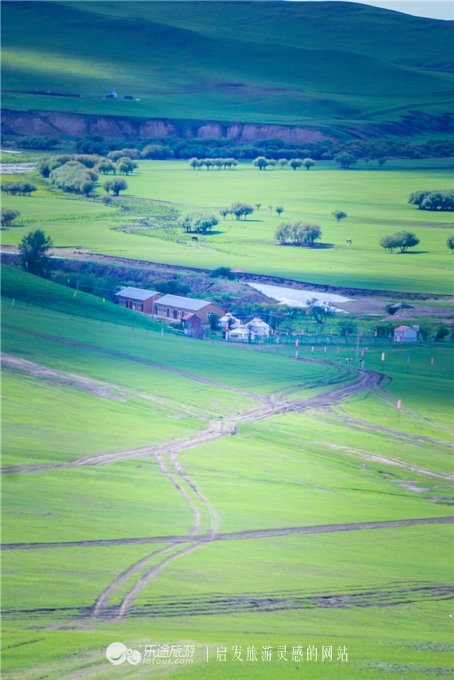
[2,269,453,679]
[2,161,454,294]
[2,1,453,128]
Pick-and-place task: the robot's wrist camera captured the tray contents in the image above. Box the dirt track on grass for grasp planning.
[1,368,381,475]
[3,341,452,623]
[4,516,453,551]
[2,325,268,403]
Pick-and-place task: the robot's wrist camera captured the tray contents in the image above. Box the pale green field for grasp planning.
[2,161,453,293]
[1,269,453,679]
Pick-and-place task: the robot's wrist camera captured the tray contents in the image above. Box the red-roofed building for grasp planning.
[394,325,417,343]
[183,313,204,339]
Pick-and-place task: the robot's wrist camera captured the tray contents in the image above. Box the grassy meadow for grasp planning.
[2,160,454,294]
[1,268,453,679]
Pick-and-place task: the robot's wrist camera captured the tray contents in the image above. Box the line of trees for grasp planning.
[178,211,219,234]
[188,157,238,170]
[380,231,420,253]
[252,156,316,170]
[275,222,322,246]
[16,136,60,150]
[219,203,254,220]
[408,190,454,212]
[1,182,37,196]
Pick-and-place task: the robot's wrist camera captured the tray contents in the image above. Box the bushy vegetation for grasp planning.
[49,161,96,195]
[178,211,219,233]
[1,208,21,226]
[18,229,53,276]
[380,231,420,253]
[275,221,322,246]
[409,189,454,211]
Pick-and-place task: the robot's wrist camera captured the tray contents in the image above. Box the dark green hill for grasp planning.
[1,1,453,133]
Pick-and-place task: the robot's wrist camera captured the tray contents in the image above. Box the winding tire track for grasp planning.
[4,341,449,623]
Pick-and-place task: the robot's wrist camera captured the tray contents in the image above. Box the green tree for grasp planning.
[192,212,219,233]
[18,229,53,276]
[229,202,254,220]
[1,208,20,226]
[188,157,200,170]
[435,326,450,341]
[306,298,334,324]
[252,156,269,171]
[289,158,303,171]
[275,222,292,244]
[378,157,387,167]
[332,210,347,223]
[302,158,316,170]
[275,206,284,217]
[255,203,261,213]
[116,157,136,175]
[395,230,420,253]
[447,234,454,252]
[96,160,116,175]
[301,223,322,245]
[380,234,400,253]
[107,150,125,162]
[104,178,128,196]
[335,153,357,169]
[278,158,288,169]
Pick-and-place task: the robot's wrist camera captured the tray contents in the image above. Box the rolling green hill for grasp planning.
[2,1,453,133]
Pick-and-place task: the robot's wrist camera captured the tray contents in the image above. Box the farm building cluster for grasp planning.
[114,287,272,340]
[115,288,421,343]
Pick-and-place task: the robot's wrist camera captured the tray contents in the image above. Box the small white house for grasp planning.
[394,325,418,343]
[246,317,271,337]
[219,312,241,330]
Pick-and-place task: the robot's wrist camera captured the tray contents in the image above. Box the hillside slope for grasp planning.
[1,1,453,134]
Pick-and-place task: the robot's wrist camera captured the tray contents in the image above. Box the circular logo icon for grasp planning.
[106,642,128,665]
[126,649,142,665]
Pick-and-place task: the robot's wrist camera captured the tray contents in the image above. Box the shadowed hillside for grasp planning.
[1,2,453,136]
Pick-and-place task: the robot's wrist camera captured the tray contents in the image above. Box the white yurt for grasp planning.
[228,325,250,341]
[246,317,271,337]
[219,312,241,329]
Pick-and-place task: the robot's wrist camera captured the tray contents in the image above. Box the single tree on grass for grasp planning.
[268,205,273,214]
[332,210,347,223]
[447,234,454,252]
[18,229,53,277]
[255,203,261,213]
[104,178,128,196]
[302,158,316,171]
[275,206,284,217]
[1,208,21,226]
[335,153,357,169]
[278,158,288,169]
[306,297,334,324]
[378,157,387,167]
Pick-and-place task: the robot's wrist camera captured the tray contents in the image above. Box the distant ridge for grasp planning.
[1,1,453,135]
